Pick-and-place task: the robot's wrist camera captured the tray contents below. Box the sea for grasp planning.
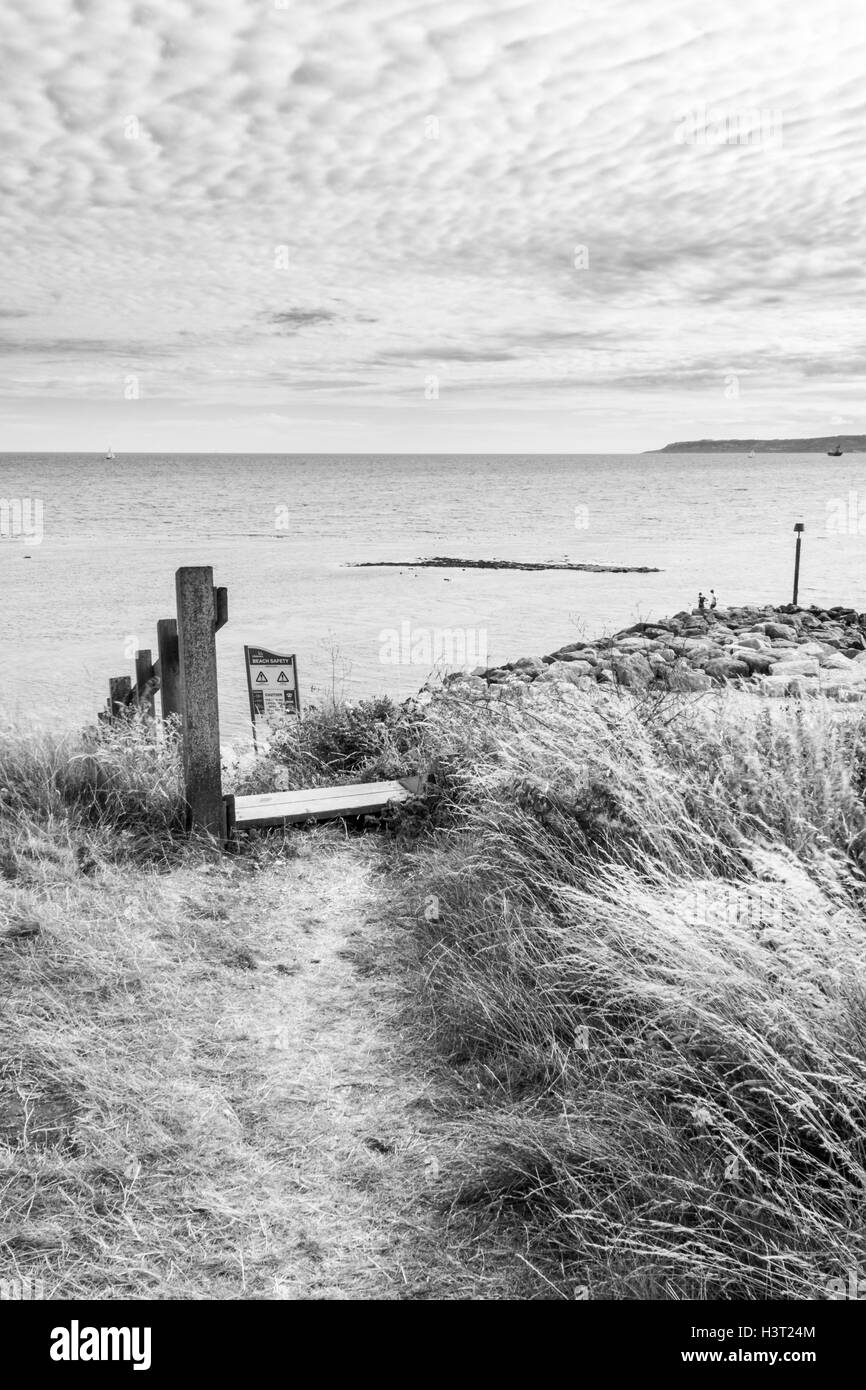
[1,452,865,740]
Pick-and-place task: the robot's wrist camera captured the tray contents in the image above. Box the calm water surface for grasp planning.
[2,452,865,738]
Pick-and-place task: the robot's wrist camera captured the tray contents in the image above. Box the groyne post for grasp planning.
[156,618,181,723]
[134,649,156,718]
[107,675,131,718]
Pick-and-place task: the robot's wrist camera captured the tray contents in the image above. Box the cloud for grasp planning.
[1,0,864,448]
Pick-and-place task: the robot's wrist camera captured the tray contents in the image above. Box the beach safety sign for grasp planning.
[244,646,301,729]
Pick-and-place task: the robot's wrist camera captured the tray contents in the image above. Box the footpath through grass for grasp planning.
[3,681,866,1301]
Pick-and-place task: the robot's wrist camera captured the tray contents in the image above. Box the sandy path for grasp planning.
[216,834,472,1300]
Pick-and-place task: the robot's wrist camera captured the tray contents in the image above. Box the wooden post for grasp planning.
[134,649,156,717]
[224,793,237,850]
[157,618,181,724]
[108,675,131,719]
[793,522,804,605]
[214,586,228,631]
[175,566,225,841]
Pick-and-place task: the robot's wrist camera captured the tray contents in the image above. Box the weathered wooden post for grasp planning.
[175,566,225,841]
[156,618,181,723]
[107,675,131,719]
[792,522,804,605]
[134,649,156,717]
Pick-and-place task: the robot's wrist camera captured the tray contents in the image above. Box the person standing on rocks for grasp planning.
[698,592,706,612]
[710,590,717,610]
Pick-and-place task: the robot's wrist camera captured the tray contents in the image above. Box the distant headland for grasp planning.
[651,435,866,453]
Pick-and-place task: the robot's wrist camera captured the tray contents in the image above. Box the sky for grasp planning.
[1,0,865,453]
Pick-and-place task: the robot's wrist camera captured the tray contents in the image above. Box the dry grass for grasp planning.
[0,710,186,866]
[394,684,866,1299]
[6,686,866,1301]
[0,712,523,1300]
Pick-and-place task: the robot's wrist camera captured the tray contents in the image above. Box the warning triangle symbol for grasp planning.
[255,671,268,683]
[277,670,290,683]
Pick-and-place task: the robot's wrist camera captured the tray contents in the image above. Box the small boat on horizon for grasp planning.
[827,445,844,456]
[747,450,755,458]
[105,446,115,460]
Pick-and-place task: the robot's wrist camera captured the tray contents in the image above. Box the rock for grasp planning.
[819,652,858,671]
[663,668,712,692]
[736,633,771,650]
[764,622,798,640]
[760,673,813,697]
[819,665,866,687]
[537,660,595,683]
[547,648,594,663]
[612,653,654,688]
[688,646,724,667]
[769,657,820,678]
[759,675,793,697]
[672,638,714,660]
[704,657,751,681]
[454,674,488,692]
[731,648,773,674]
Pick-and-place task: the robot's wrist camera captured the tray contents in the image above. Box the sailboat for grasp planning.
[827,445,844,457]
[747,450,755,458]
[105,446,115,460]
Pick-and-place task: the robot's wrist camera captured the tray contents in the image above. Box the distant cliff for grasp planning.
[652,436,866,453]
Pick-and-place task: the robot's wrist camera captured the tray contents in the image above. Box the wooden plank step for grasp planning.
[232,777,419,828]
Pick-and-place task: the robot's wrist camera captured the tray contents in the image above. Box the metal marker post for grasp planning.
[792,522,804,606]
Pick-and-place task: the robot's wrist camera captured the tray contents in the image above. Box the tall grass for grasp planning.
[0,709,327,1300]
[0,710,186,867]
[398,685,866,1299]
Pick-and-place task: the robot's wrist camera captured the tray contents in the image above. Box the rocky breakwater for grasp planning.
[455,604,866,701]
